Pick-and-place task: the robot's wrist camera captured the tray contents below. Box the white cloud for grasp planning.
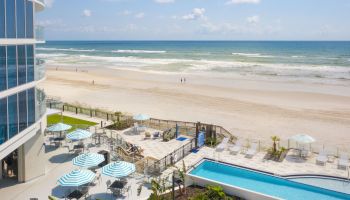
[44,0,54,8]
[154,0,175,3]
[135,12,145,19]
[182,8,206,20]
[120,10,132,16]
[82,9,92,17]
[247,15,260,24]
[226,0,260,5]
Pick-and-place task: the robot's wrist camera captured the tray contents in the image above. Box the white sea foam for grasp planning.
[43,53,350,81]
[112,50,167,54]
[291,55,305,58]
[232,52,274,58]
[37,47,96,52]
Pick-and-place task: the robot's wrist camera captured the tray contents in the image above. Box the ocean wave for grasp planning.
[43,53,350,81]
[112,50,167,54]
[36,53,67,58]
[291,55,305,58]
[36,47,96,52]
[232,52,274,58]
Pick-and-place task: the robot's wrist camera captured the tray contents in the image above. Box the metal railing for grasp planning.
[36,88,46,121]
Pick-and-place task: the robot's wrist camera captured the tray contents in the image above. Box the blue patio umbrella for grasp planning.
[73,153,105,168]
[47,122,72,132]
[102,161,136,178]
[57,169,95,187]
[133,114,150,121]
[66,129,92,141]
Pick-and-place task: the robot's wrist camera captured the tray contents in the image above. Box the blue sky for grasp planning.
[38,0,350,40]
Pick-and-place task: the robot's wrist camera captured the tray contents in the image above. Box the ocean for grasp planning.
[37,41,350,84]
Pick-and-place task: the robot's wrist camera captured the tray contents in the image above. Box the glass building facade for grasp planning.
[0,0,34,39]
[0,0,46,145]
[0,88,45,145]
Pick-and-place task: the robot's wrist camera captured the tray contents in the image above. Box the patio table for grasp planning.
[109,180,127,196]
[66,190,86,200]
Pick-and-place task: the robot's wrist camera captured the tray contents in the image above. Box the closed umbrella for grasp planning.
[67,129,92,141]
[57,169,95,187]
[73,153,104,169]
[102,161,136,178]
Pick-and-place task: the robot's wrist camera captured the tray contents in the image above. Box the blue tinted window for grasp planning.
[0,98,7,144]
[7,46,17,88]
[27,88,35,126]
[25,1,33,38]
[0,0,5,38]
[16,0,26,38]
[0,46,6,91]
[18,45,26,85]
[18,91,27,132]
[8,94,18,138]
[6,0,16,38]
[26,45,34,82]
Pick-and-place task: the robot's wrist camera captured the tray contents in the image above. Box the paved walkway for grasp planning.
[0,138,152,200]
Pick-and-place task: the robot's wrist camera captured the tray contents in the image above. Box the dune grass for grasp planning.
[47,114,98,132]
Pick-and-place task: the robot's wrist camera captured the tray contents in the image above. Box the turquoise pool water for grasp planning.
[189,160,350,200]
[288,177,350,195]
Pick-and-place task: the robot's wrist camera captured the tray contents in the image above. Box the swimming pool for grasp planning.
[288,176,350,195]
[188,159,350,200]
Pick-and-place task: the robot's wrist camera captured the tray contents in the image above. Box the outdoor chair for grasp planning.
[246,143,258,158]
[80,186,89,198]
[106,180,112,193]
[153,132,160,139]
[316,150,328,165]
[338,153,349,169]
[229,140,242,155]
[216,137,229,152]
[144,132,151,140]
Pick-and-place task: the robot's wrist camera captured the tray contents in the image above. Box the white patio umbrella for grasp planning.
[133,114,150,121]
[66,129,92,141]
[289,134,315,144]
[102,161,136,179]
[47,123,72,132]
[73,153,105,168]
[57,169,95,187]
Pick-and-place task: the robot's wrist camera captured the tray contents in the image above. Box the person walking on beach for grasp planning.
[184,77,186,83]
[181,78,183,83]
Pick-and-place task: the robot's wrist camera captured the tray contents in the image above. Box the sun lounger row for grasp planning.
[316,150,349,168]
[216,138,258,157]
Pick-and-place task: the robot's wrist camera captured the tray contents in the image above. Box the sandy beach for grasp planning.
[39,66,350,147]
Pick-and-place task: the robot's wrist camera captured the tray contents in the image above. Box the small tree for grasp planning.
[176,160,187,195]
[271,136,280,154]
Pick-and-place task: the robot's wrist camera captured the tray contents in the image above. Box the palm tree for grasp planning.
[271,136,280,154]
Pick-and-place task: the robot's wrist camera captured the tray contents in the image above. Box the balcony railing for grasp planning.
[35,58,46,81]
[35,25,45,42]
[36,88,46,121]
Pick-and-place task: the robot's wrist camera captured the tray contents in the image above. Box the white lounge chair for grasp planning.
[229,140,242,155]
[246,143,258,157]
[216,137,229,152]
[316,151,328,165]
[338,154,349,168]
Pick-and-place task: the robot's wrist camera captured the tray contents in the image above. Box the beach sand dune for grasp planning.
[39,66,350,147]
